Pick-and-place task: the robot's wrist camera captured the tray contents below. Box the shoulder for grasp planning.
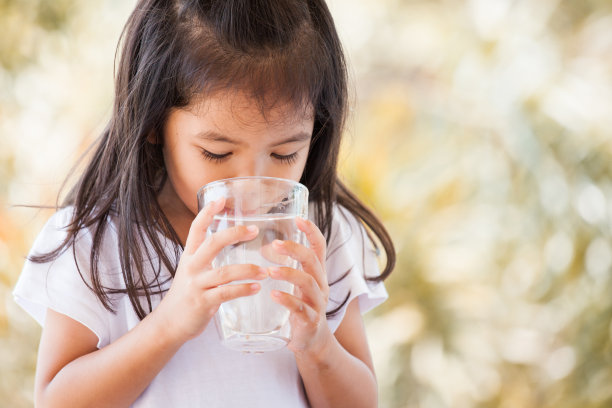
[14,206,121,347]
[28,206,78,255]
[309,201,367,241]
[39,206,76,238]
[26,206,125,294]
[30,206,118,258]
[327,204,376,261]
[307,201,379,279]
[315,202,388,330]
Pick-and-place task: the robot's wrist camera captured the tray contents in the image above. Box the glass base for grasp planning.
[222,333,289,353]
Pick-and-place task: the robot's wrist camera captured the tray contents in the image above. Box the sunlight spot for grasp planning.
[576,183,607,225]
[544,346,576,380]
[544,232,574,274]
[585,238,612,282]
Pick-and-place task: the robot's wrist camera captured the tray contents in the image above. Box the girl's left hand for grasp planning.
[269,217,333,355]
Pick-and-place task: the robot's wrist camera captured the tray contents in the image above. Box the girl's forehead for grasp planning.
[185,90,314,126]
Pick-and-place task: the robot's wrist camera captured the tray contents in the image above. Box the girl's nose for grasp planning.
[225,172,274,216]
[235,157,265,178]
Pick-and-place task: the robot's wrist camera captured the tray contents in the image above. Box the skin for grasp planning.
[35,91,378,407]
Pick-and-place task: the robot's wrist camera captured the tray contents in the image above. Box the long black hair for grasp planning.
[30,0,395,319]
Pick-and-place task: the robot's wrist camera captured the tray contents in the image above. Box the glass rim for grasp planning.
[197,176,307,198]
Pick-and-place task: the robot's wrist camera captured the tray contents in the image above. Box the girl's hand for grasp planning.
[153,198,267,344]
[269,217,333,355]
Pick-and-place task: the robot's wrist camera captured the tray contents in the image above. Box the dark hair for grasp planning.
[30,0,396,319]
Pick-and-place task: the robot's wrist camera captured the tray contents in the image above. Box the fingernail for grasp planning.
[273,239,284,247]
[247,225,259,234]
[269,267,280,277]
[209,200,224,213]
[271,290,281,297]
[258,267,268,278]
[251,283,261,291]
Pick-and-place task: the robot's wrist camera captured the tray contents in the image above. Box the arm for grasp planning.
[270,218,378,408]
[35,308,182,408]
[35,199,266,407]
[295,298,378,408]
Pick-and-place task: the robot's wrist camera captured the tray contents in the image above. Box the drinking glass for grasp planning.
[197,176,308,352]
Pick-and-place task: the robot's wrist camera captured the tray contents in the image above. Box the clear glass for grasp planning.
[197,176,308,353]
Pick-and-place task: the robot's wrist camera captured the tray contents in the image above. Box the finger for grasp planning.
[260,241,291,265]
[272,239,328,292]
[269,266,324,312]
[195,264,268,288]
[192,224,259,270]
[205,282,261,308]
[295,217,326,266]
[271,290,318,323]
[184,197,226,255]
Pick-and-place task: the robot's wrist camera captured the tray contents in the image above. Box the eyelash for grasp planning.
[271,152,299,165]
[200,150,299,165]
[201,150,231,163]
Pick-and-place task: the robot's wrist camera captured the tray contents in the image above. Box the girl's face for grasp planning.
[161,91,315,217]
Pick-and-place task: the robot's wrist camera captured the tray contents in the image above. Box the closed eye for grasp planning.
[201,149,231,163]
[271,152,299,165]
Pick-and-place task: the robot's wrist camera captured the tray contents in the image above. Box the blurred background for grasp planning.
[1,0,612,407]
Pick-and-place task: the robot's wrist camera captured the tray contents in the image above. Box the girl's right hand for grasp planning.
[153,198,266,344]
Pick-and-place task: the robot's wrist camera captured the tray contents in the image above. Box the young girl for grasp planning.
[14,0,395,406]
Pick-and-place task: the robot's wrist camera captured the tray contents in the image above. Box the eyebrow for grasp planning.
[195,130,311,147]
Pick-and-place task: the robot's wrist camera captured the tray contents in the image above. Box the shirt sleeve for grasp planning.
[324,205,388,333]
[13,208,110,348]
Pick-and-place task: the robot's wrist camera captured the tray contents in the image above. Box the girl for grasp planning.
[14,0,395,406]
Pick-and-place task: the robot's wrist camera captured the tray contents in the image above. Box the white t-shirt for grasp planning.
[13,204,387,407]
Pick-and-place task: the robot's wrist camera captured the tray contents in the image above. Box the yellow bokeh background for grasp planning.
[2,1,612,407]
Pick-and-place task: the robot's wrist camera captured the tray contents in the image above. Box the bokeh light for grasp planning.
[2,1,612,407]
